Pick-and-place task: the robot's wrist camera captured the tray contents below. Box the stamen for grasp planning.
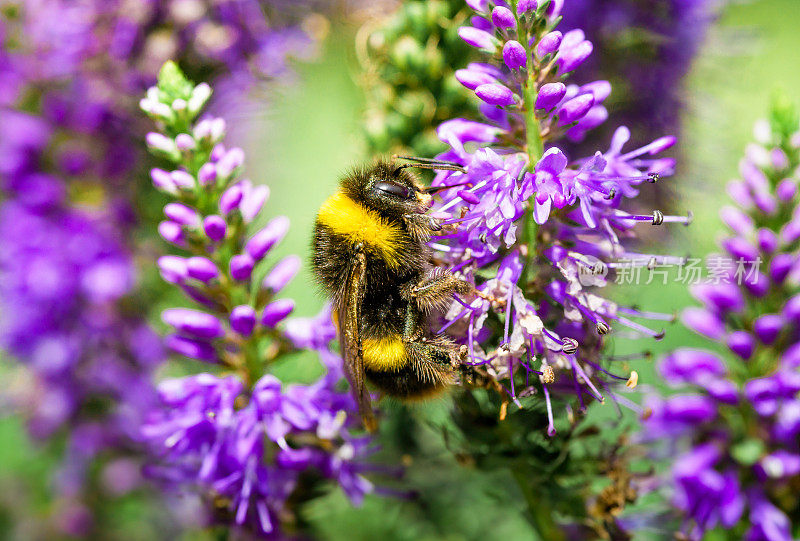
[626,371,639,388]
[606,313,664,340]
[543,384,556,437]
[569,357,604,402]
[561,337,579,354]
[436,308,470,334]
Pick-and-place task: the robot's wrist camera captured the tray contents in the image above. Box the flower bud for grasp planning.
[162,308,224,339]
[770,253,795,283]
[458,27,497,50]
[175,133,195,151]
[516,0,537,16]
[186,257,219,282]
[557,94,594,126]
[158,221,185,247]
[261,299,295,327]
[198,162,217,186]
[475,83,515,107]
[502,40,527,70]
[683,307,725,339]
[491,6,515,28]
[230,254,255,281]
[536,31,562,57]
[245,216,290,260]
[262,255,301,292]
[727,331,755,360]
[166,334,217,363]
[164,203,199,227]
[158,255,188,284]
[535,82,566,110]
[754,314,783,345]
[230,305,257,337]
[170,170,195,189]
[203,215,227,241]
[150,168,178,194]
[455,68,496,90]
[220,183,244,214]
[240,184,270,223]
[188,83,212,116]
[216,147,245,178]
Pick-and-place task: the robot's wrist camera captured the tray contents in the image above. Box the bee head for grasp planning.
[342,160,431,219]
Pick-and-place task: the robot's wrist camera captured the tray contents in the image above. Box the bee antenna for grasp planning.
[392,154,463,167]
[393,162,467,176]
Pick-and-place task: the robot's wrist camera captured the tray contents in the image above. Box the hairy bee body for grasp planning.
[311,161,471,411]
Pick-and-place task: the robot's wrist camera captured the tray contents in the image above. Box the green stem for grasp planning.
[511,466,566,541]
[524,66,544,165]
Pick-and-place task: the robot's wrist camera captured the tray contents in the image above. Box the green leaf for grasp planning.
[769,90,799,141]
[157,61,194,101]
[731,438,765,466]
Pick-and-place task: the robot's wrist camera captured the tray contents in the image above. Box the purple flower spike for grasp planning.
[502,41,527,70]
[230,254,255,281]
[557,94,594,126]
[491,6,516,28]
[535,83,566,110]
[165,334,217,363]
[262,255,301,293]
[164,203,199,227]
[162,308,224,339]
[475,83,516,107]
[727,331,755,360]
[458,26,497,50]
[261,299,295,327]
[203,215,227,242]
[245,216,290,261]
[536,31,562,57]
[230,305,257,337]
[753,314,783,345]
[186,257,219,282]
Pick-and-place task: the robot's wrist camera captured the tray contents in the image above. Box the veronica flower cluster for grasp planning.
[426,0,691,434]
[140,64,374,537]
[645,106,800,540]
[0,1,318,524]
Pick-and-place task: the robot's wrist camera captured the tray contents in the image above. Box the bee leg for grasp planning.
[401,213,441,243]
[405,270,475,313]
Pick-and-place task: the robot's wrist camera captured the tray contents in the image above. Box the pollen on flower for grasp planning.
[626,371,638,389]
[541,365,555,384]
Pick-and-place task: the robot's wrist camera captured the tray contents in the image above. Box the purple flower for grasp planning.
[139,68,374,537]
[426,0,689,448]
[647,111,800,538]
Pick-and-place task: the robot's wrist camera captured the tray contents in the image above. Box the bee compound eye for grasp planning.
[374,181,411,199]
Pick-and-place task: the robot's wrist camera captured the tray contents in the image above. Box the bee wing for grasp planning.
[337,250,378,432]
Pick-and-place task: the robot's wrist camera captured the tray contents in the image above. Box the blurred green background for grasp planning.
[2,0,800,538]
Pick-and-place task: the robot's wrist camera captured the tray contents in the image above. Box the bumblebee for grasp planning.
[312,157,492,431]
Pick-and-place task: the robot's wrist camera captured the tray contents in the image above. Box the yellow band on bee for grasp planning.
[363,335,407,371]
[317,192,403,268]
